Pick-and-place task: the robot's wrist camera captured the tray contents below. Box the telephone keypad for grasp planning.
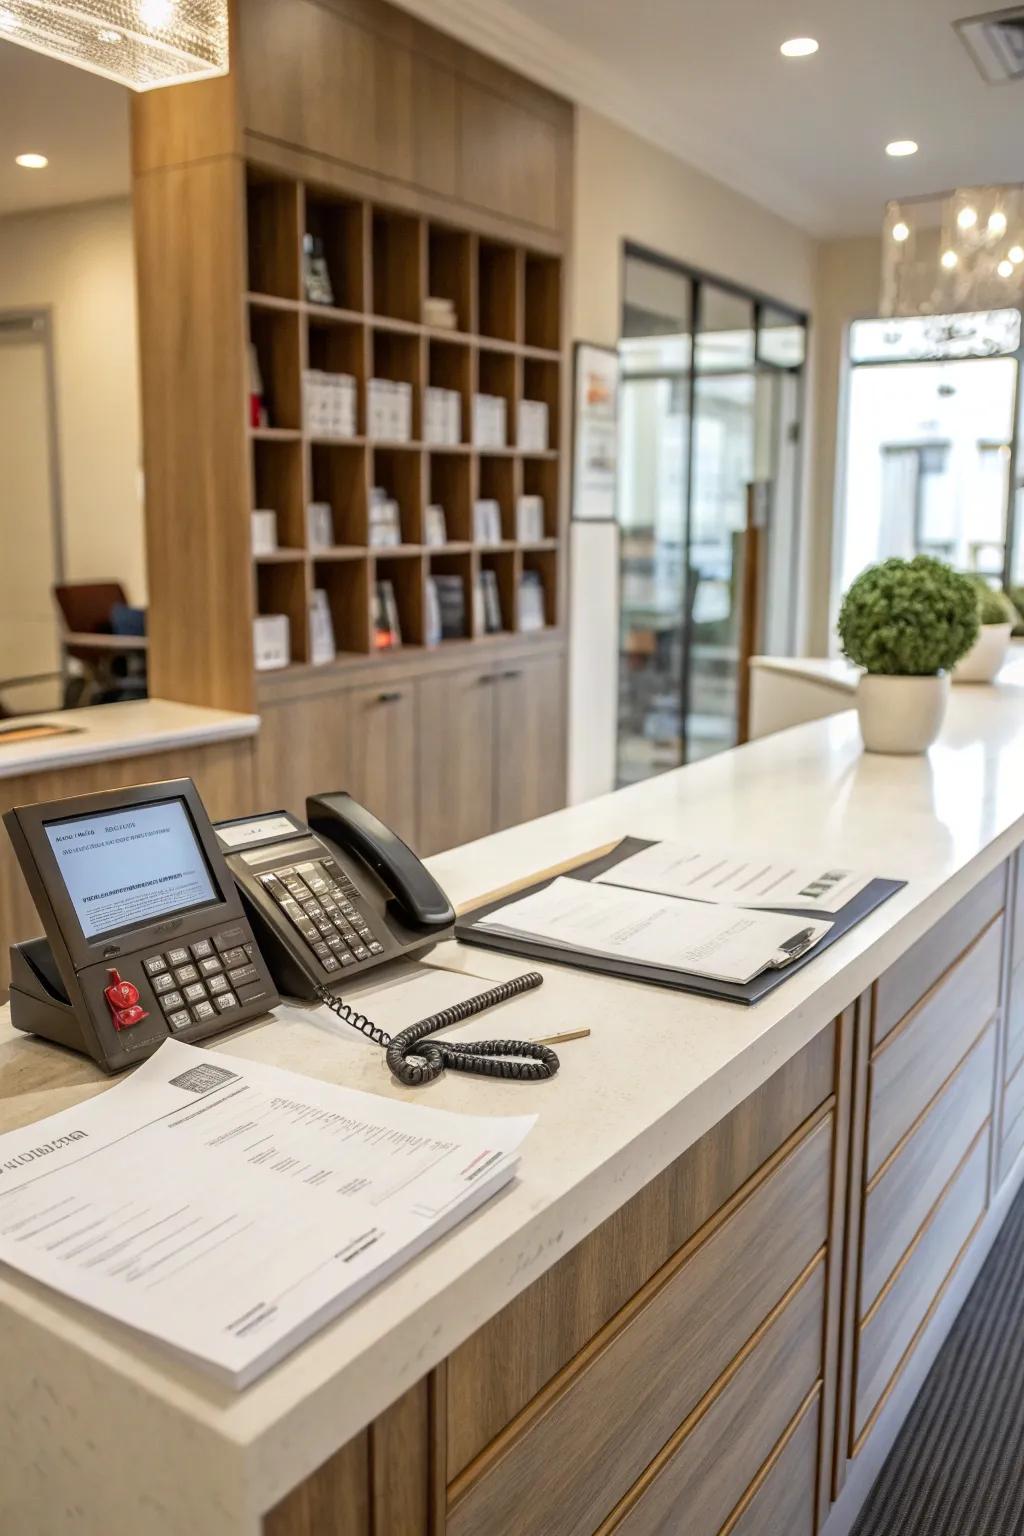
[259,856,387,976]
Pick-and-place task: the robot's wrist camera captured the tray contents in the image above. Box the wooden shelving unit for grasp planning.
[245,168,565,672]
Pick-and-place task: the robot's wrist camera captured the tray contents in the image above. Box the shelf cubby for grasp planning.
[372,210,423,322]
[375,553,426,646]
[524,252,561,351]
[313,556,371,654]
[307,316,366,436]
[522,356,559,447]
[522,455,560,538]
[252,436,306,550]
[304,190,366,311]
[429,452,472,543]
[427,550,474,643]
[477,350,517,447]
[256,558,310,664]
[478,239,519,342]
[371,328,424,440]
[478,454,516,540]
[247,172,301,301]
[373,446,424,545]
[427,224,473,334]
[311,441,367,546]
[479,549,518,634]
[427,338,471,442]
[521,547,558,628]
[250,306,302,430]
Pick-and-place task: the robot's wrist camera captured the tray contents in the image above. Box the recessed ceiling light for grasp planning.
[989,210,1008,237]
[780,36,819,57]
[957,206,978,230]
[15,153,48,170]
[892,221,910,243]
[941,249,959,270]
[998,259,1015,278]
[98,27,123,42]
[1009,245,1024,264]
[886,140,919,157]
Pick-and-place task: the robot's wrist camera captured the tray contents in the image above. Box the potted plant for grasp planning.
[954,577,1020,683]
[837,556,978,754]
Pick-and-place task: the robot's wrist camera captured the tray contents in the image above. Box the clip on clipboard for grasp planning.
[455,838,906,1006]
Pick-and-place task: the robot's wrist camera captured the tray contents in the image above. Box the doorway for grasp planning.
[616,250,806,787]
[0,310,64,715]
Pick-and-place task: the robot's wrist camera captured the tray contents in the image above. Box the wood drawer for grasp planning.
[861,1024,996,1314]
[1005,960,1024,1084]
[605,1261,824,1536]
[728,1390,820,1536]
[1000,1099,1024,1186]
[447,1115,832,1536]
[874,866,1004,1046]
[854,1129,988,1446]
[867,917,1001,1180]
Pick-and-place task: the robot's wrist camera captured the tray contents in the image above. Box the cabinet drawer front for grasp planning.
[854,1130,988,1445]
[447,1117,832,1536]
[874,867,1004,1046]
[867,917,1001,1180]
[861,1025,995,1315]
[728,1391,820,1536]
[1006,961,1024,1084]
[1000,1099,1024,1186]
[609,1264,824,1536]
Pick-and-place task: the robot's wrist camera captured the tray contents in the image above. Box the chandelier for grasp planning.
[881,185,1024,318]
[0,0,229,90]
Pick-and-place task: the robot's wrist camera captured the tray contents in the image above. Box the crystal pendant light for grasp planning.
[0,0,228,90]
[881,185,1024,317]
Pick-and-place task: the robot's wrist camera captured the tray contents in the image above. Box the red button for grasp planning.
[104,969,148,1030]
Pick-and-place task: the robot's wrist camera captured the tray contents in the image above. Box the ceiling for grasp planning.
[395,0,1024,237]
[0,41,130,218]
[0,1,1021,235]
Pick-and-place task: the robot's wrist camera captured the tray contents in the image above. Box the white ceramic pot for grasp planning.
[856,673,949,755]
[953,622,1012,684]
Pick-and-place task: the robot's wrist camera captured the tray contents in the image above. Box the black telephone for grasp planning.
[215,792,559,1086]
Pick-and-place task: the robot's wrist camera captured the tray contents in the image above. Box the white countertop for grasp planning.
[6,671,1024,1532]
[0,698,260,778]
[750,653,859,692]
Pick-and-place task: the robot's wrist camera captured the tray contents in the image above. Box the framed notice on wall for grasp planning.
[572,342,620,522]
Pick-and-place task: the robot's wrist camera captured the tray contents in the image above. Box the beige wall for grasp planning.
[806,236,881,652]
[0,196,145,604]
[567,108,819,802]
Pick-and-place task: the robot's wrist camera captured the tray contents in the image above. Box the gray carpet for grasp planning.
[852,1179,1024,1535]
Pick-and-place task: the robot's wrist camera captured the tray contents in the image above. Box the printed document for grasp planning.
[476,876,830,983]
[0,1040,534,1388]
[594,844,870,915]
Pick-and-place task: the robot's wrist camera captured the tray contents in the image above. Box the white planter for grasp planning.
[856,673,949,755]
[953,622,1012,684]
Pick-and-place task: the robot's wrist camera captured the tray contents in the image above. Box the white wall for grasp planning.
[568,107,819,803]
[0,196,145,604]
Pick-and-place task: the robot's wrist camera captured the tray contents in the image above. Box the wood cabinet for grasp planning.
[417,665,497,853]
[345,681,418,847]
[493,652,567,833]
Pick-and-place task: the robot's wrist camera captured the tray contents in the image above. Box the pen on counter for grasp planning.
[532,1027,591,1046]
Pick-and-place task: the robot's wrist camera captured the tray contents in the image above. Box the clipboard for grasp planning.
[455,837,906,1005]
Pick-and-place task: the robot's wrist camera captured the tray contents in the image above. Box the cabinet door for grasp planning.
[256,692,351,819]
[417,666,497,856]
[344,681,419,849]
[494,651,566,832]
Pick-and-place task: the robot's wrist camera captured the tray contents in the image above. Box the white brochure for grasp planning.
[0,1040,534,1388]
[595,843,870,915]
[476,876,830,984]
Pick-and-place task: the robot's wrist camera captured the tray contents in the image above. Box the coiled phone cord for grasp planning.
[312,970,560,1087]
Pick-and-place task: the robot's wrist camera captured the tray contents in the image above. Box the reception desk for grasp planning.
[4,681,1024,1535]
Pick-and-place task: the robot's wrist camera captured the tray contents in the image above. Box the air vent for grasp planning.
[956,7,1024,82]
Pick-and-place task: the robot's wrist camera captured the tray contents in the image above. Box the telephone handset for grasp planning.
[216,793,559,1086]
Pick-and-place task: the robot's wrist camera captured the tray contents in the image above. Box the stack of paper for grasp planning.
[594,844,869,914]
[0,1041,533,1388]
[477,876,831,984]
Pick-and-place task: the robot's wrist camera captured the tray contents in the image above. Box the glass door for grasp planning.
[616,254,806,786]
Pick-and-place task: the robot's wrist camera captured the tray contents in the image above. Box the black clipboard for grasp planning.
[455,838,906,1005]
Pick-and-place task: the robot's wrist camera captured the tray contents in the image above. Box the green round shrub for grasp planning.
[964,573,1020,627]
[837,556,979,675]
